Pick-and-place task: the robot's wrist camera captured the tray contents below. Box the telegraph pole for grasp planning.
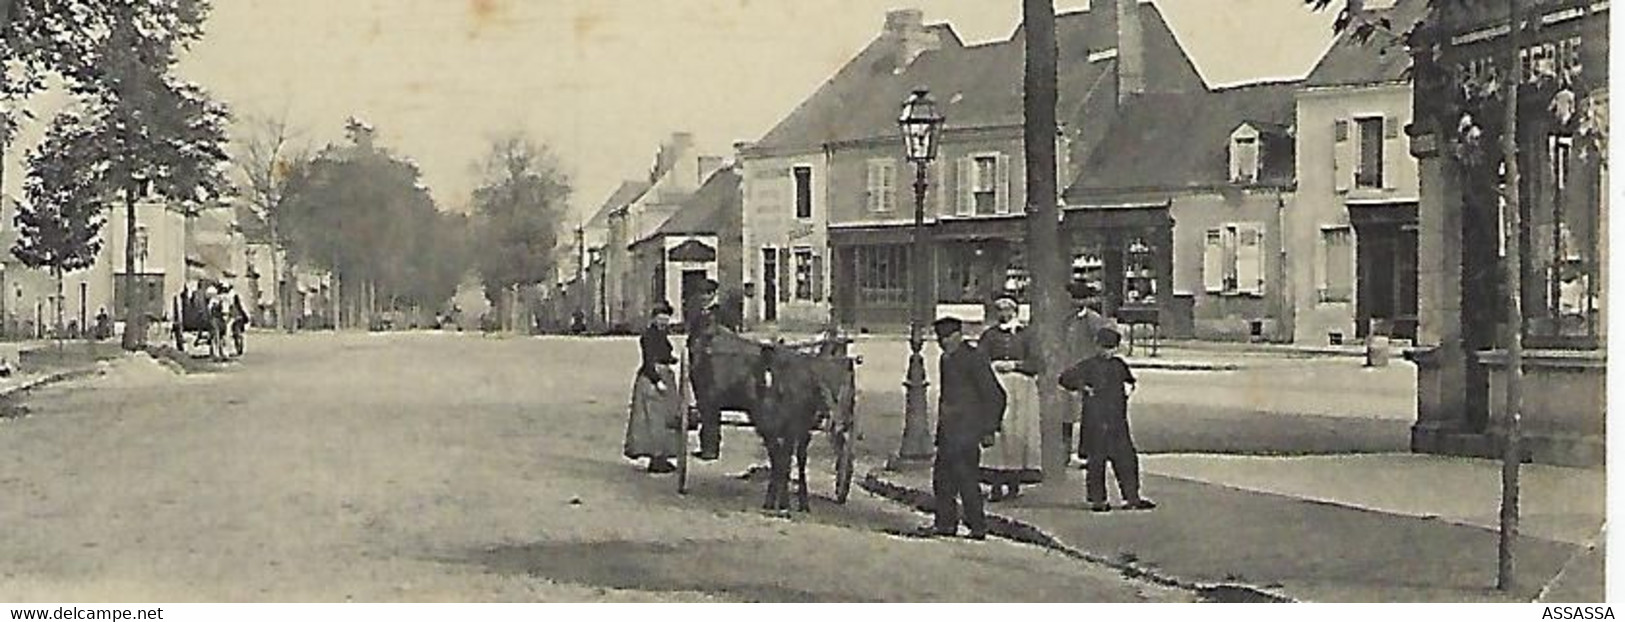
[1023,0,1070,484]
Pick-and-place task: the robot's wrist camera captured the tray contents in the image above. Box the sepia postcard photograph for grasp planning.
[0,0,1610,612]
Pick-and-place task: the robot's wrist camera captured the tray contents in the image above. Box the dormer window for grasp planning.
[1231,135,1260,184]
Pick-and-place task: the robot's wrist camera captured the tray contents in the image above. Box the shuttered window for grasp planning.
[866,159,896,213]
[1203,229,1227,293]
[1334,119,1353,193]
[1319,227,1354,303]
[1236,224,1264,295]
[1356,117,1384,189]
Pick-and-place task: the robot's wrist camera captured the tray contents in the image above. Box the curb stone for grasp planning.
[0,366,104,400]
[860,471,1294,604]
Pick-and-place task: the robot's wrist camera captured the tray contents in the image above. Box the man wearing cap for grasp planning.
[685,279,723,460]
[1066,282,1116,464]
[912,316,1006,540]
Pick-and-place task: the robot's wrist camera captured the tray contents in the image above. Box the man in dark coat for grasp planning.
[913,317,1006,540]
[685,280,723,460]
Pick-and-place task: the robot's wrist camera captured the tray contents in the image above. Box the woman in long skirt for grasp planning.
[978,297,1043,501]
[624,302,683,473]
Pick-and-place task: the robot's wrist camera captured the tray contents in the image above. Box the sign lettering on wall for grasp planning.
[788,223,816,241]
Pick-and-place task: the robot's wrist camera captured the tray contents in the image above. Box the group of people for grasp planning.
[619,279,1153,540]
[916,292,1153,540]
[621,281,731,473]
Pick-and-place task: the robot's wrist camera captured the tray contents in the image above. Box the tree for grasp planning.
[27,0,232,350]
[235,112,309,332]
[469,134,571,331]
[11,110,108,343]
[1022,0,1070,485]
[280,120,465,328]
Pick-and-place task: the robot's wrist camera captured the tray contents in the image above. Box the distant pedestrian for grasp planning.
[978,297,1041,502]
[623,301,682,474]
[1060,328,1154,513]
[910,317,1005,540]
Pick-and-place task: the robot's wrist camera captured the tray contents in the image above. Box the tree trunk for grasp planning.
[53,268,63,353]
[1023,0,1070,486]
[1496,0,1524,592]
[119,186,142,351]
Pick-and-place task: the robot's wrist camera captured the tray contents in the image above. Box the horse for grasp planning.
[704,331,845,513]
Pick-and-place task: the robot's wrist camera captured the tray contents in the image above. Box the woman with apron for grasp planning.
[978,297,1043,501]
[623,301,682,473]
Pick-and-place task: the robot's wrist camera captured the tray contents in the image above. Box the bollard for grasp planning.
[1364,319,1390,368]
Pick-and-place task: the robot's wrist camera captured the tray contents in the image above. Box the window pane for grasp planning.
[1323,228,1354,302]
[794,167,813,219]
[1357,118,1383,188]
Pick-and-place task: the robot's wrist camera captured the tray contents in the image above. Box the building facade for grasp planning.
[743,1,1206,333]
[1407,0,1607,465]
[1064,82,1299,341]
[1289,0,1428,346]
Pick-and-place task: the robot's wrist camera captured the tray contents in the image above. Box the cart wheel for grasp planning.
[831,359,857,504]
[676,352,691,495]
[832,423,854,504]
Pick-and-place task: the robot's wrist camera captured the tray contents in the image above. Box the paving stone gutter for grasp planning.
[859,471,1295,603]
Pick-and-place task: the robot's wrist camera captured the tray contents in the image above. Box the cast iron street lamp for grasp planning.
[895,88,944,463]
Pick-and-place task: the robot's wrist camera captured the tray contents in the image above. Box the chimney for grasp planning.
[698,156,724,181]
[882,8,940,72]
[1104,0,1145,104]
[731,141,753,169]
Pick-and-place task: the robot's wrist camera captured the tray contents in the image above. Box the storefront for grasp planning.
[1061,205,1180,336]
[830,225,920,331]
[1407,0,1607,466]
[1348,201,1420,341]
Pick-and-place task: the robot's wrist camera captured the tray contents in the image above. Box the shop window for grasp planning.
[1123,238,1158,305]
[1521,132,1602,346]
[855,245,908,306]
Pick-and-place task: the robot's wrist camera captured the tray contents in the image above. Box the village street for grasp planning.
[0,332,1198,603]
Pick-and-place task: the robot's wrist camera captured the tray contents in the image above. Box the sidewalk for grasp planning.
[861,453,1603,602]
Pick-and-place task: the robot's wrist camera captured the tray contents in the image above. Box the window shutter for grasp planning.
[930,161,945,216]
[811,253,825,302]
[995,153,1012,214]
[1203,228,1226,293]
[882,161,896,213]
[1055,134,1070,204]
[1334,119,1353,193]
[778,248,791,303]
[865,161,879,212]
[1237,224,1264,295]
[1383,116,1405,190]
[956,157,974,216]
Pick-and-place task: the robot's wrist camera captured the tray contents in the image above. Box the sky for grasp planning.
[13,0,1342,223]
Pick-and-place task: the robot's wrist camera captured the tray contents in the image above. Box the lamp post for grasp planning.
[894,88,944,464]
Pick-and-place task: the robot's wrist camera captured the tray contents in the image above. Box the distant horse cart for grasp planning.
[676,330,859,512]
[172,284,247,360]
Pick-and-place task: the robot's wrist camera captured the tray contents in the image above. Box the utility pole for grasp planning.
[1496,0,1525,593]
[1023,0,1069,484]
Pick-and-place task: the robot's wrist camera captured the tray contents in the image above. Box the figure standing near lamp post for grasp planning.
[892,88,945,466]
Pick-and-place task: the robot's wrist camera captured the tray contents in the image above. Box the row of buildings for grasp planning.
[558,0,1607,465]
[569,0,1428,344]
[0,192,332,340]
